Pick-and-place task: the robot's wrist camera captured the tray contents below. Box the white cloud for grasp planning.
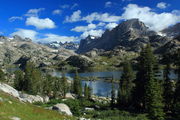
[105,1,112,8]
[26,17,56,29]
[82,12,121,23]
[60,4,70,9]
[97,22,106,27]
[106,23,118,30]
[71,3,79,9]
[52,9,62,15]
[71,23,96,32]
[65,10,121,23]
[38,34,78,43]
[80,29,104,38]
[9,16,23,22]
[157,2,168,9]
[121,4,180,31]
[25,8,45,17]
[65,10,81,23]
[11,29,37,40]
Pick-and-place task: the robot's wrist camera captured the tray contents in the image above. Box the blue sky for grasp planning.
[0,0,179,43]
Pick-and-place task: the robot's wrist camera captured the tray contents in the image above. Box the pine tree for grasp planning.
[87,85,92,99]
[43,75,53,97]
[118,61,134,108]
[53,77,62,98]
[84,83,88,99]
[132,47,147,111]
[173,49,180,118]
[144,44,165,120]
[73,69,82,97]
[14,70,24,91]
[111,79,116,108]
[0,69,5,82]
[61,72,68,98]
[163,64,174,112]
[24,62,42,95]
[133,44,165,120]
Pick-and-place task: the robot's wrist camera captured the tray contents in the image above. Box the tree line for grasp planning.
[12,62,92,99]
[110,44,180,120]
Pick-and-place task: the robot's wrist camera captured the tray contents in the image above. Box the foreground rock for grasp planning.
[52,103,72,116]
[0,82,49,103]
[19,92,44,103]
[0,83,19,98]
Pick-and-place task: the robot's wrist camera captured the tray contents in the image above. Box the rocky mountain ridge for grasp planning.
[77,19,179,54]
[41,41,79,51]
[0,35,77,68]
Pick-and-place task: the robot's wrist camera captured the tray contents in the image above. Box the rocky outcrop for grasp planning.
[0,83,19,98]
[155,35,180,54]
[77,19,171,53]
[19,92,44,103]
[66,55,94,70]
[0,82,49,103]
[52,103,72,116]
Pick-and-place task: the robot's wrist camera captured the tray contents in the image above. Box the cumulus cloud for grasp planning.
[82,12,121,23]
[80,29,104,38]
[11,29,37,40]
[9,16,23,22]
[157,2,169,9]
[38,34,78,43]
[25,8,45,17]
[121,4,180,31]
[105,1,112,8]
[71,24,96,32]
[106,23,118,30]
[26,17,56,29]
[65,10,81,23]
[52,9,62,15]
[65,10,121,23]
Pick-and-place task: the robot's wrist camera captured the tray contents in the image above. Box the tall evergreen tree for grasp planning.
[84,83,88,99]
[61,72,68,98]
[43,75,54,97]
[24,62,42,95]
[173,49,180,118]
[87,85,92,99]
[14,70,24,91]
[0,69,5,82]
[133,44,165,120]
[53,77,62,98]
[145,45,165,120]
[111,79,116,108]
[118,61,134,108]
[73,69,82,97]
[163,64,174,112]
[132,47,147,111]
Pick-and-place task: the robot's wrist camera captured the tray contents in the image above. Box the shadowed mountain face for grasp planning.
[162,23,180,37]
[77,19,172,53]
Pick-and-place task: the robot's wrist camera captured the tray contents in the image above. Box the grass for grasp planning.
[35,98,149,120]
[0,92,75,120]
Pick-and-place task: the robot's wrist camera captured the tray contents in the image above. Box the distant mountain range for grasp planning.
[0,35,77,67]
[77,19,180,54]
[40,41,79,51]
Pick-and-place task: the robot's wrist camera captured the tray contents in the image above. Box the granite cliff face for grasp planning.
[77,19,173,54]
